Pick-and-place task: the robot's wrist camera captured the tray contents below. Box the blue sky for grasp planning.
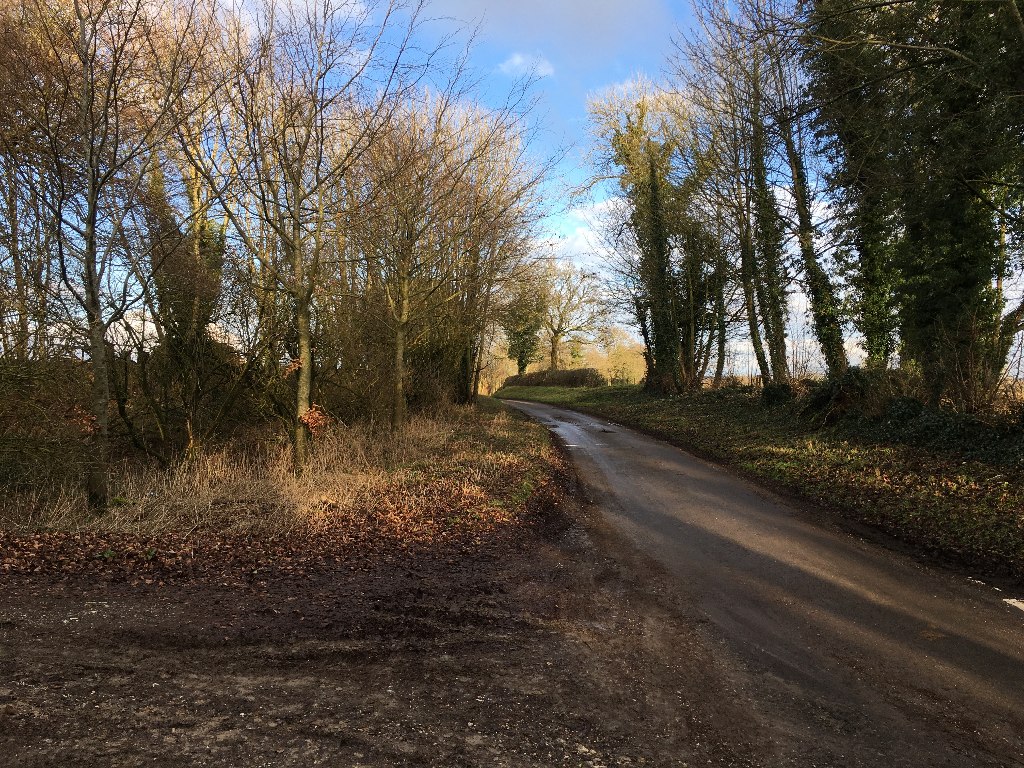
[423,0,693,252]
[413,2,887,369]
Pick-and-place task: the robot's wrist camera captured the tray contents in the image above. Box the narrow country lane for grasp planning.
[507,399,1024,768]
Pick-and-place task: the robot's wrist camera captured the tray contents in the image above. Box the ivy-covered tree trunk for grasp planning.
[712,249,728,388]
[638,151,683,395]
[634,297,656,382]
[608,102,683,396]
[145,171,227,458]
[852,191,899,367]
[739,220,772,384]
[779,119,848,379]
[678,249,704,389]
[804,0,1023,408]
[456,342,475,404]
[502,274,544,377]
[750,101,789,385]
[899,181,1004,411]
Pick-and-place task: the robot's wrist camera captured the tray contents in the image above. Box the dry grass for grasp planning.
[1001,379,1024,409]
[1,401,552,538]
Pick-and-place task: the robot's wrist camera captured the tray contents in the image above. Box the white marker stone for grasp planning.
[1004,599,1024,614]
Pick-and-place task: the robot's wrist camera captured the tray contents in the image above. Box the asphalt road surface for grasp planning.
[507,399,1024,768]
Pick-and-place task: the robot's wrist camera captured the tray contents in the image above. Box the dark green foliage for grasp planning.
[109,175,261,458]
[800,366,926,425]
[882,396,924,424]
[501,280,546,376]
[865,408,1024,468]
[0,361,92,490]
[672,202,725,389]
[610,103,684,394]
[800,366,1024,466]
[761,382,795,406]
[804,0,1024,410]
[502,368,608,389]
[408,339,471,412]
[506,324,541,378]
[607,98,729,394]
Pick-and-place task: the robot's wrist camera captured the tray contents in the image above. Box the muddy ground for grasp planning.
[0,473,772,767]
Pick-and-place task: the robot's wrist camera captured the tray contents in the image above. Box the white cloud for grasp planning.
[532,197,625,271]
[498,52,554,78]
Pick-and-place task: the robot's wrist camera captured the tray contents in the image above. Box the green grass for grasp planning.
[497,385,1024,580]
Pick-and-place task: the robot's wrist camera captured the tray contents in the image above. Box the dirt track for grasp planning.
[0,473,767,767]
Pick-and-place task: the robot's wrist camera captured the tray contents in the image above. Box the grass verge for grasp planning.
[497,384,1024,580]
[0,397,561,580]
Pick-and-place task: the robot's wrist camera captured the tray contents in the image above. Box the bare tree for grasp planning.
[541,261,606,371]
[181,0,434,462]
[9,0,214,506]
[670,0,792,386]
[355,93,542,428]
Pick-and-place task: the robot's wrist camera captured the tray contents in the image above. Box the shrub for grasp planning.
[0,404,551,535]
[0,360,93,491]
[502,368,608,389]
[799,366,1023,466]
[761,382,796,406]
[801,366,924,425]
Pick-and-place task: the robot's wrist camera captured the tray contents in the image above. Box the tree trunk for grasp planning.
[289,203,314,467]
[751,106,789,385]
[85,287,110,510]
[739,223,771,384]
[680,263,698,388]
[642,152,683,395]
[83,145,109,508]
[753,270,788,384]
[467,289,493,405]
[456,343,474,404]
[713,251,727,388]
[634,297,655,381]
[470,335,484,403]
[854,192,897,367]
[698,320,715,384]
[4,162,30,360]
[391,270,410,431]
[714,318,727,388]
[780,119,848,379]
[294,287,313,467]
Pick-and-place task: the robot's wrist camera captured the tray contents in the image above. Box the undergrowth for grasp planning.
[497,384,1024,579]
[1,398,554,540]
